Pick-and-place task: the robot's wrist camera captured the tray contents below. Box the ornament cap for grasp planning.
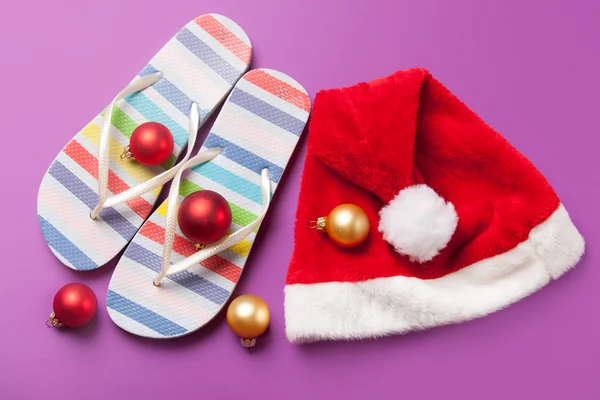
[120,145,133,160]
[310,216,327,231]
[240,337,257,351]
[46,312,64,328]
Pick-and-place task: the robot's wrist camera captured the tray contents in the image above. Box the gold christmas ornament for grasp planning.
[312,204,370,247]
[226,294,271,351]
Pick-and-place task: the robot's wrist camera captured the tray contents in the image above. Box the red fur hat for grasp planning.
[284,68,585,343]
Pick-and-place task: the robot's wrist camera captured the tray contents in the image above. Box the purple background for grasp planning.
[1,0,598,398]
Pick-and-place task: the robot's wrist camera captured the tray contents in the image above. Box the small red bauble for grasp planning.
[178,190,232,245]
[49,283,97,328]
[129,122,174,166]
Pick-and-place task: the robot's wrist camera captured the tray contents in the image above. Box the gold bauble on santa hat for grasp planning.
[312,204,370,247]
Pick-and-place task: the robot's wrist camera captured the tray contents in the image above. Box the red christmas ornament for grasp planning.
[178,190,232,245]
[128,122,174,166]
[48,283,97,328]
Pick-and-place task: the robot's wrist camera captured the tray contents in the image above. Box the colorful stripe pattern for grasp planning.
[37,14,252,271]
[107,69,310,338]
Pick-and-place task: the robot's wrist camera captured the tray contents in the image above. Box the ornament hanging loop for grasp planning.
[47,312,64,328]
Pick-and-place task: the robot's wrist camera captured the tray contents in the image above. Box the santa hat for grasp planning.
[284,68,585,343]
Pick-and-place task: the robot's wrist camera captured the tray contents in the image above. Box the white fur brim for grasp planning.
[285,204,584,343]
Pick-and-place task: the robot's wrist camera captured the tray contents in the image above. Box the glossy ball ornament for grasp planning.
[48,283,97,328]
[129,122,174,166]
[314,204,370,247]
[178,190,232,245]
[226,294,270,350]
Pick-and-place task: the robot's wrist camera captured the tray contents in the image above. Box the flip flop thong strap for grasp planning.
[154,162,271,286]
[90,72,201,219]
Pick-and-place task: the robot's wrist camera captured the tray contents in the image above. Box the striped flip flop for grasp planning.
[37,14,252,271]
[106,69,311,338]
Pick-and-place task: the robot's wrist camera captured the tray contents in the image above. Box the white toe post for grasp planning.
[378,184,458,263]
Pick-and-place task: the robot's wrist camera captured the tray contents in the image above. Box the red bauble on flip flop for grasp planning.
[178,190,232,246]
[128,122,174,166]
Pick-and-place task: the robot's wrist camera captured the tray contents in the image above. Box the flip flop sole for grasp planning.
[37,14,251,271]
[107,69,310,338]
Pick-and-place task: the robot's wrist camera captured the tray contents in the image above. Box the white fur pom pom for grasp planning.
[378,185,458,263]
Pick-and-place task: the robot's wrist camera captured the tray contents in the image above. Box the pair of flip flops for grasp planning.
[37,14,311,338]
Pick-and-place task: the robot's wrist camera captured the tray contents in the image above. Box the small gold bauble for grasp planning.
[314,204,370,247]
[226,294,270,350]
